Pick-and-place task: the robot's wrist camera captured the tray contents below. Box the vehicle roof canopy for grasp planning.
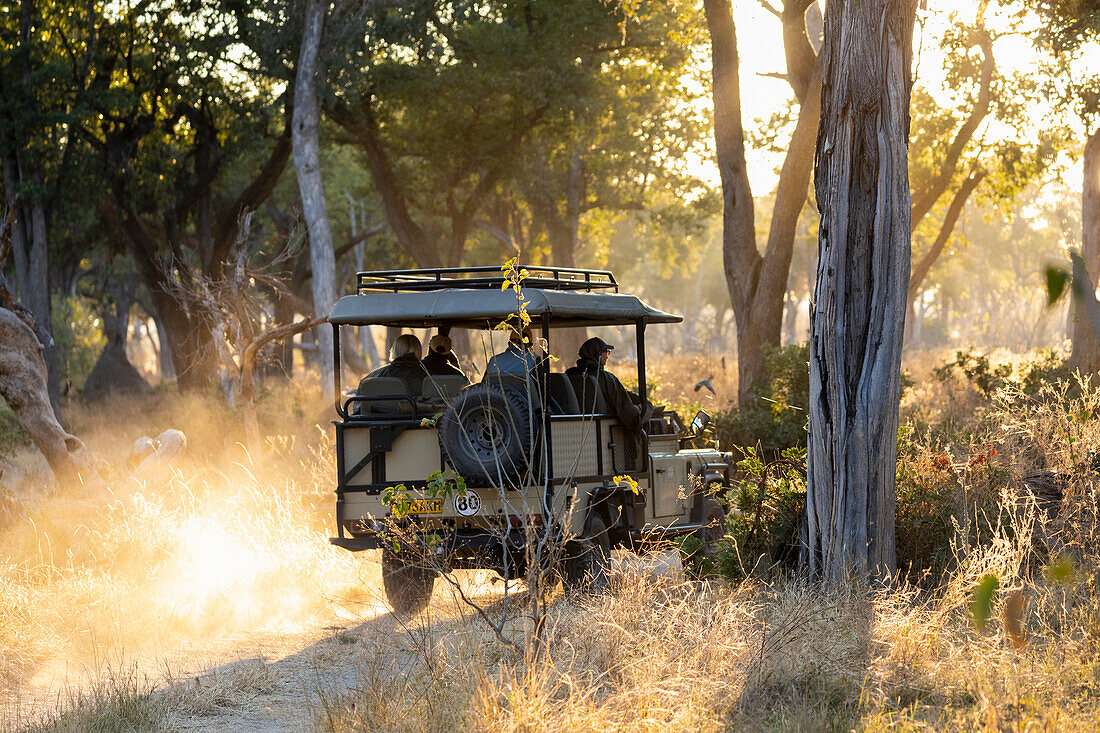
[327,266,682,328]
[328,289,682,328]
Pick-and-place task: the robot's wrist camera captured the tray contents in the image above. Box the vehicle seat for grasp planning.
[568,373,609,414]
[421,375,469,403]
[481,371,542,411]
[547,373,580,414]
[352,376,415,415]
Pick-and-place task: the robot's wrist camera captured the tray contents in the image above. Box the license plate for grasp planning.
[397,497,444,515]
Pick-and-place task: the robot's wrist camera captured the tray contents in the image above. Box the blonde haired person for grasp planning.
[360,333,425,393]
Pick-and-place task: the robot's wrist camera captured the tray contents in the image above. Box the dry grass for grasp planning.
[0,377,381,724]
[12,667,168,733]
[318,546,1100,732]
[617,353,737,415]
[5,354,1100,731]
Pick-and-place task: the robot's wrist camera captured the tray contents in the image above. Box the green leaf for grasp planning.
[970,573,999,632]
[1046,265,1070,306]
[1043,555,1076,587]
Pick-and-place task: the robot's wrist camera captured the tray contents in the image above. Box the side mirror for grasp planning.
[689,410,711,436]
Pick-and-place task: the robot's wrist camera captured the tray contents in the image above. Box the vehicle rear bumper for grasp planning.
[330,536,382,551]
[330,529,525,554]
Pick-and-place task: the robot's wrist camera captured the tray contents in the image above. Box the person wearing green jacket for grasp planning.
[565,337,644,432]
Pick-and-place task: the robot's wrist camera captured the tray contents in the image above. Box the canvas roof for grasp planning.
[327,288,682,328]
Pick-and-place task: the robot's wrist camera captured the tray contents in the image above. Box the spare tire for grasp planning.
[438,381,539,487]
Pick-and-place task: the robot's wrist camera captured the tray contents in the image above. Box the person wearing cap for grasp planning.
[421,334,466,379]
[565,337,644,433]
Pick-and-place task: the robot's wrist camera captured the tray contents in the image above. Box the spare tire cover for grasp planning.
[438,381,538,487]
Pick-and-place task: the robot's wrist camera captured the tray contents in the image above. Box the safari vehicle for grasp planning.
[327,266,731,614]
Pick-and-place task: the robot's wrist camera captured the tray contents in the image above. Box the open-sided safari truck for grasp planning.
[327,266,731,614]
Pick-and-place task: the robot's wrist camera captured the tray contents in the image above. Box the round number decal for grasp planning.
[454,490,482,517]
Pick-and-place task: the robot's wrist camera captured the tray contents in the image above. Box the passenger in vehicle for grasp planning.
[359,333,425,394]
[565,337,643,432]
[421,334,465,379]
[484,327,539,376]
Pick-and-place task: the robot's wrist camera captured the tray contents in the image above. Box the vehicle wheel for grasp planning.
[523,552,561,592]
[381,549,436,617]
[699,498,727,555]
[438,381,538,485]
[561,516,611,592]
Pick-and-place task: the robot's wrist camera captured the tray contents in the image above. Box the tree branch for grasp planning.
[907,169,986,304]
[757,0,782,18]
[910,28,994,225]
[210,97,294,272]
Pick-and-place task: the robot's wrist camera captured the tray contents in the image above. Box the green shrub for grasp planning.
[52,295,106,391]
[933,348,1071,400]
[714,344,809,455]
[703,446,806,580]
[894,436,957,578]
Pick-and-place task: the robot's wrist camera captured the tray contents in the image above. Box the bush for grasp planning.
[893,435,959,579]
[696,446,806,580]
[52,295,106,391]
[933,348,1071,400]
[714,344,809,455]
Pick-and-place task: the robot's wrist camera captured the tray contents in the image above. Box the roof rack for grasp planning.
[355,265,618,294]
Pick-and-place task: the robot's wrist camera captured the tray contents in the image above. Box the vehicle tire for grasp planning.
[561,516,611,592]
[381,549,436,618]
[699,498,727,555]
[438,381,538,486]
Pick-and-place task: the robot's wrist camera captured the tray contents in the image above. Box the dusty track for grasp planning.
[2,571,507,732]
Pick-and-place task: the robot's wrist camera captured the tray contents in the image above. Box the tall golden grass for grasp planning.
[0,378,381,726]
[3,353,1100,731]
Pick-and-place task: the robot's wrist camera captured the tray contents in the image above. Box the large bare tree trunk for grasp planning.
[704,0,821,406]
[293,0,337,400]
[806,0,917,585]
[0,308,89,484]
[1072,129,1100,374]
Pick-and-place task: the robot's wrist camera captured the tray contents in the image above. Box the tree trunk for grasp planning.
[806,0,917,585]
[84,279,152,399]
[293,0,337,401]
[704,0,758,390]
[21,170,61,417]
[540,150,589,365]
[704,0,821,406]
[1072,129,1100,375]
[0,308,89,484]
[1,150,29,301]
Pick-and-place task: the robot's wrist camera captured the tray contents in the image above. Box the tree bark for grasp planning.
[292,0,338,400]
[1072,129,1100,374]
[1,150,28,302]
[806,0,917,585]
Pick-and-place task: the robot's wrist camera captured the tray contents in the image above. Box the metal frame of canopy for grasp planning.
[326,265,684,505]
[327,266,682,414]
